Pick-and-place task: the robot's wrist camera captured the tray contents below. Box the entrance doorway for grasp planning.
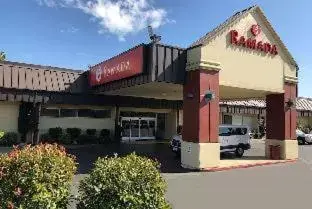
[121,117,156,141]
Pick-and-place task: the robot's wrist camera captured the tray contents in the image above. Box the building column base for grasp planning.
[265,139,298,160]
[181,141,220,169]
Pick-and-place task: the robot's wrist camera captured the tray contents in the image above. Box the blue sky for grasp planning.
[0,0,311,97]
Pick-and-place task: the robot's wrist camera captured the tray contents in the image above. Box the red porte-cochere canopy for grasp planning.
[89,45,144,86]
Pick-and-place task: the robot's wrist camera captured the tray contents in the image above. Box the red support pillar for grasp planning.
[181,68,220,169]
[265,82,298,160]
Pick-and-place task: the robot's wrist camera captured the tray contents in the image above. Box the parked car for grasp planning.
[170,125,251,158]
[296,129,312,145]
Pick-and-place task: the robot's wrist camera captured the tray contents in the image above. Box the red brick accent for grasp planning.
[266,83,297,140]
[182,69,219,143]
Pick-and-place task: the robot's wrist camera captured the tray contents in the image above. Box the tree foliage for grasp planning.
[0,51,6,61]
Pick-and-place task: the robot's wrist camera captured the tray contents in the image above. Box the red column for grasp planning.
[182,69,219,143]
[266,83,297,140]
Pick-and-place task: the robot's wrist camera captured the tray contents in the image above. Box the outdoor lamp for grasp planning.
[204,90,215,103]
[285,98,296,109]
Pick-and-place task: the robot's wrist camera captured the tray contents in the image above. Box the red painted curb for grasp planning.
[202,159,297,172]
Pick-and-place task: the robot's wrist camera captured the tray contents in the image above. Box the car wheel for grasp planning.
[298,137,305,145]
[235,146,244,158]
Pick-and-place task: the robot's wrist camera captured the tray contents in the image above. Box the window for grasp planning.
[93,110,111,118]
[219,127,232,136]
[60,109,77,117]
[233,128,248,135]
[41,107,111,118]
[78,109,93,117]
[223,115,232,124]
[41,108,59,117]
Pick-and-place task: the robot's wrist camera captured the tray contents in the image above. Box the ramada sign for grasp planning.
[230,24,278,55]
[89,46,144,86]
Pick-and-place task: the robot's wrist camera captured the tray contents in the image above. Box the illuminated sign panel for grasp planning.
[89,46,144,86]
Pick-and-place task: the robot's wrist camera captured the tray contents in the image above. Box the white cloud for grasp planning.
[36,0,57,7]
[60,26,79,33]
[35,0,170,41]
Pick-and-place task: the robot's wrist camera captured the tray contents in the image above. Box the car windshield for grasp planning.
[297,129,305,134]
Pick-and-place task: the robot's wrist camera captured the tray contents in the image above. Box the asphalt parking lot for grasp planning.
[69,140,312,209]
[2,140,312,209]
[164,141,312,209]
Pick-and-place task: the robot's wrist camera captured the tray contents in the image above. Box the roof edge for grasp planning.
[0,60,84,73]
[189,5,298,68]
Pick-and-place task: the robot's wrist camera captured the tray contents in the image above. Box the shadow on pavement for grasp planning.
[66,143,193,174]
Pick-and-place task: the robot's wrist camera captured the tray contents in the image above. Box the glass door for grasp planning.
[140,118,156,140]
[121,118,131,141]
[121,117,157,141]
[130,119,140,140]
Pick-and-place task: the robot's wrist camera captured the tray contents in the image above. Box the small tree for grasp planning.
[0,51,6,61]
[77,153,171,209]
[0,144,77,208]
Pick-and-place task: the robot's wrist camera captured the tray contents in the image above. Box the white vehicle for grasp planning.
[296,129,312,145]
[219,125,251,157]
[170,125,251,158]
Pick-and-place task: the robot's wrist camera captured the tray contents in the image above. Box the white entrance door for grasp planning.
[121,117,156,141]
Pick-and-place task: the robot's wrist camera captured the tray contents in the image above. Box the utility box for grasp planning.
[269,145,281,160]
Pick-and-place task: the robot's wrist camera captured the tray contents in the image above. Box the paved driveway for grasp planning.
[70,140,312,209]
[67,142,187,174]
[165,143,312,209]
[3,140,312,209]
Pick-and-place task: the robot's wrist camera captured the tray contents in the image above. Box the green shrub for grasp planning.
[77,134,98,145]
[48,127,63,139]
[66,128,82,140]
[0,130,4,139]
[59,133,72,145]
[98,129,111,144]
[40,133,55,144]
[86,129,97,136]
[0,132,19,146]
[77,153,171,209]
[0,144,77,209]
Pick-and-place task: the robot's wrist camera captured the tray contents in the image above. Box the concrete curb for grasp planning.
[202,159,297,172]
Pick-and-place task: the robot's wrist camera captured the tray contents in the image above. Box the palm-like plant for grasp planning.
[0,51,6,61]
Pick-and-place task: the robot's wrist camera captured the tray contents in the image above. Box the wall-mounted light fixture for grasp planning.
[285,98,296,109]
[203,90,215,104]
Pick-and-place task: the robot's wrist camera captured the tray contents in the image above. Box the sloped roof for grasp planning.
[220,97,312,112]
[190,5,298,68]
[0,61,86,93]
[296,97,312,111]
[220,99,266,108]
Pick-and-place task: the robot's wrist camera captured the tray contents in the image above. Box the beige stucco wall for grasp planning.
[265,139,298,159]
[39,105,116,136]
[181,141,220,169]
[188,10,297,95]
[0,102,19,132]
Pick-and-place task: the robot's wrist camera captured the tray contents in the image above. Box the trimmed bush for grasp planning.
[77,134,98,145]
[66,128,82,140]
[40,133,55,144]
[59,133,72,145]
[48,127,63,139]
[0,130,4,139]
[0,144,77,209]
[77,153,171,209]
[0,132,19,146]
[98,129,111,144]
[86,129,97,136]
